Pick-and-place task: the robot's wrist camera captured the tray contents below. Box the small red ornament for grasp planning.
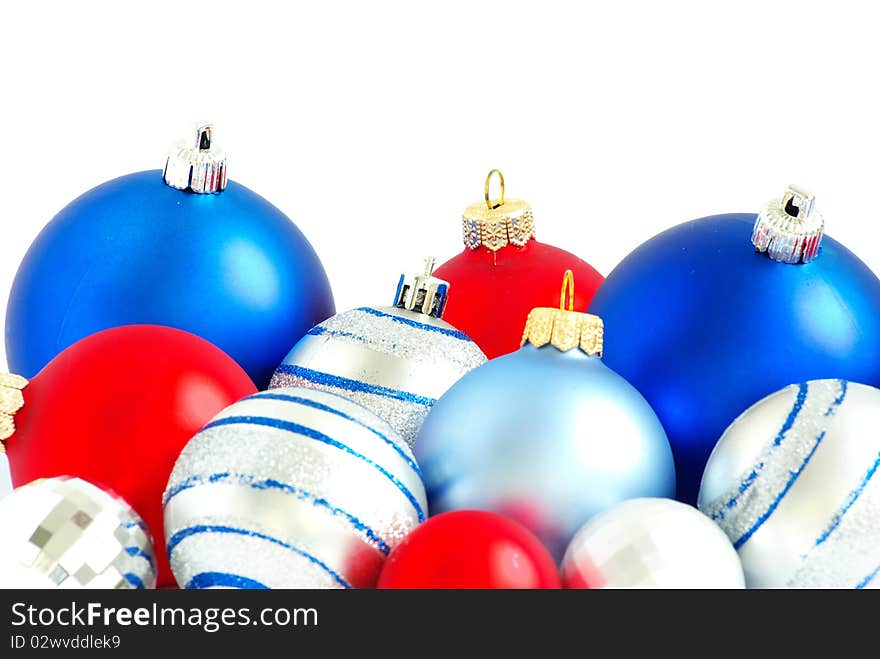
[434,170,603,359]
[376,510,561,589]
[2,325,256,587]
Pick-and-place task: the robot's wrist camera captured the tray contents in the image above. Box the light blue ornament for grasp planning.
[414,287,675,559]
[5,125,334,388]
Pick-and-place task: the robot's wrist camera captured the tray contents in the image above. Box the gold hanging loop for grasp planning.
[560,270,575,311]
[484,169,505,210]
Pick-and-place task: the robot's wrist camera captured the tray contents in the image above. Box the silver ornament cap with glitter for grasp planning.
[163,123,228,194]
[751,185,824,264]
[270,259,487,447]
[0,476,157,589]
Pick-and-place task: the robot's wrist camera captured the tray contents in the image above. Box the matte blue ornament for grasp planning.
[589,186,880,503]
[5,125,334,388]
[414,281,675,559]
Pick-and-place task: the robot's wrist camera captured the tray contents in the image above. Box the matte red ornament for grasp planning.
[376,510,561,589]
[434,171,603,359]
[3,325,257,587]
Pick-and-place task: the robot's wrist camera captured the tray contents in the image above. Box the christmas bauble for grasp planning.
[699,379,880,589]
[270,259,486,447]
[164,387,427,589]
[0,476,157,589]
[2,325,256,587]
[589,186,880,503]
[377,510,560,589]
[561,498,744,589]
[434,170,603,359]
[414,272,675,559]
[5,124,334,388]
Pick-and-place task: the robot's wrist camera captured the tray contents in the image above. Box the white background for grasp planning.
[2,1,880,491]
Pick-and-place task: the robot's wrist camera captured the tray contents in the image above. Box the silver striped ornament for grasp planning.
[699,379,880,588]
[270,305,486,448]
[163,387,427,589]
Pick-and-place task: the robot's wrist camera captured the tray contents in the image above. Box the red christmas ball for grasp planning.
[435,241,603,359]
[377,511,561,589]
[4,325,256,587]
[435,173,602,359]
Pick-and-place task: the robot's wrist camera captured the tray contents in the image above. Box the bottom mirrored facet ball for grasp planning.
[0,476,157,589]
[164,387,428,589]
[699,379,880,589]
[561,498,744,589]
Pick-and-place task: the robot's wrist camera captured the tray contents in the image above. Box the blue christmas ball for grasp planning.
[589,193,880,504]
[6,166,334,388]
[414,306,675,559]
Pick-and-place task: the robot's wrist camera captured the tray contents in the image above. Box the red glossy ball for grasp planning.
[434,241,603,359]
[5,325,257,587]
[377,511,561,589]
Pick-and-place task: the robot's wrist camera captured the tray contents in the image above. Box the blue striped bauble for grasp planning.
[699,379,880,588]
[163,387,427,589]
[270,306,486,447]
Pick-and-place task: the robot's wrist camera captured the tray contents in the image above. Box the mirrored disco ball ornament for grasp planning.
[699,379,880,588]
[270,259,486,447]
[415,271,675,559]
[164,387,427,589]
[561,498,744,589]
[0,476,157,589]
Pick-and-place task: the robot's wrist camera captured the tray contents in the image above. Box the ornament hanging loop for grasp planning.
[484,169,505,210]
[196,124,213,151]
[560,270,575,312]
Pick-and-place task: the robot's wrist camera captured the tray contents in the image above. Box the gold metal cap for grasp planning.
[521,271,604,356]
[0,373,28,449]
[461,170,536,251]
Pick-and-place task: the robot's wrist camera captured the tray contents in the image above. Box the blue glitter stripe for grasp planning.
[186,572,269,590]
[163,471,391,555]
[124,546,155,568]
[813,450,880,548]
[855,563,880,590]
[826,380,849,413]
[713,383,811,521]
[121,519,149,532]
[123,573,145,590]
[733,429,828,550]
[273,364,435,408]
[167,524,351,589]
[355,306,471,340]
[204,415,426,522]
[252,391,421,476]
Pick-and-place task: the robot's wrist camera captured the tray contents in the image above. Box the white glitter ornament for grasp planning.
[699,379,880,589]
[561,498,744,589]
[270,259,486,447]
[164,387,427,589]
[0,476,157,589]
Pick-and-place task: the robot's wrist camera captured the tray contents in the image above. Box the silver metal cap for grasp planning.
[163,123,228,194]
[394,258,450,318]
[752,185,824,264]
